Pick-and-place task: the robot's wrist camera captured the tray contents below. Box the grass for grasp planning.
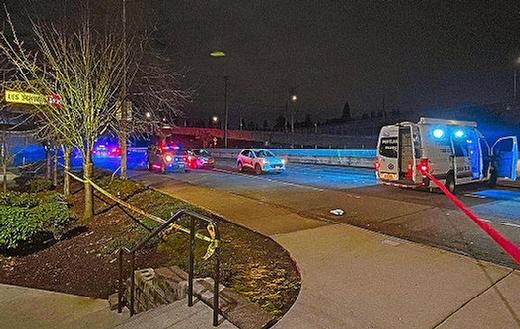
[91,174,301,317]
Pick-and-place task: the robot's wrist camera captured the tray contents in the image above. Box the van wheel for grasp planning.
[255,164,263,175]
[445,173,456,194]
[489,170,498,187]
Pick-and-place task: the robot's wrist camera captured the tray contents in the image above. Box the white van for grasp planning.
[376,117,518,192]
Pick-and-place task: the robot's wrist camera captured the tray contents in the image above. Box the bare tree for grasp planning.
[115,42,193,178]
[0,13,127,219]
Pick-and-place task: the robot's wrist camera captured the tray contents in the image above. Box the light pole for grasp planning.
[210,50,229,147]
[118,0,128,179]
[224,76,229,147]
[514,56,520,103]
[290,92,297,133]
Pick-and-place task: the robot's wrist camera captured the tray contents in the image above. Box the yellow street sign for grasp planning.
[4,90,48,106]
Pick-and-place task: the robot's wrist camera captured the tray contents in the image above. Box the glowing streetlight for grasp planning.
[210,51,226,57]
[292,95,298,102]
[145,112,151,118]
[209,50,229,147]
[212,116,218,122]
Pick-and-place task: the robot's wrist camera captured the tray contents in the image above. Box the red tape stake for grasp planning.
[422,171,520,265]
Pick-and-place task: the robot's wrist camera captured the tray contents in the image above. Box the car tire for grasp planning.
[445,173,456,194]
[237,162,243,173]
[255,164,263,175]
[489,169,498,187]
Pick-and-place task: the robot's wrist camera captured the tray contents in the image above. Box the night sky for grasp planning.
[5,1,520,127]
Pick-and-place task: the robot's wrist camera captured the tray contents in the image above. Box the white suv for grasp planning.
[236,149,286,175]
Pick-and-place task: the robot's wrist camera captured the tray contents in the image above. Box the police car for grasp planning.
[146,143,187,173]
[376,117,518,192]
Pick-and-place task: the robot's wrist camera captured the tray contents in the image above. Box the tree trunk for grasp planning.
[63,145,71,197]
[119,128,127,179]
[53,145,58,186]
[45,144,51,179]
[83,150,94,220]
[2,129,6,192]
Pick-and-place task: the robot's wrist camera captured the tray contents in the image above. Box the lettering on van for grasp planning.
[379,137,398,158]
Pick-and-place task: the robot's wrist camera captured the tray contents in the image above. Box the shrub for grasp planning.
[14,175,53,193]
[97,176,143,199]
[27,177,53,192]
[0,192,75,249]
[0,192,39,208]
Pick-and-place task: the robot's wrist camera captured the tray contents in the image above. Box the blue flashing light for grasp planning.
[454,130,464,138]
[433,129,444,139]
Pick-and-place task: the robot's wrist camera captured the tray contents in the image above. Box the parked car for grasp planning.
[376,117,518,192]
[236,149,286,175]
[188,149,215,168]
[147,144,186,173]
[91,139,121,157]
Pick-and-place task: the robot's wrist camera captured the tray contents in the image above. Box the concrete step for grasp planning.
[114,298,237,329]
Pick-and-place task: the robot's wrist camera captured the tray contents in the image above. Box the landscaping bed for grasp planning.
[0,172,300,318]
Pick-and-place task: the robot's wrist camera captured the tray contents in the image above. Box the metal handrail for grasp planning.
[117,209,221,327]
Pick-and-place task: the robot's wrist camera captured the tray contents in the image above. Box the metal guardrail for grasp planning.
[117,209,221,327]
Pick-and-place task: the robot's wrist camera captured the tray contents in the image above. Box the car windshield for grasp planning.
[255,150,275,157]
[193,149,210,156]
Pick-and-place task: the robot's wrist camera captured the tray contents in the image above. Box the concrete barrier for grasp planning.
[209,148,376,168]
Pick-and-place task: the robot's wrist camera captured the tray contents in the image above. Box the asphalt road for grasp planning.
[95,154,520,268]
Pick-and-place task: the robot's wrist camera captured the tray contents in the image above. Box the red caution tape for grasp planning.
[422,171,520,265]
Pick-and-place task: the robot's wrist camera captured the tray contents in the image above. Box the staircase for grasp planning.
[114,298,237,329]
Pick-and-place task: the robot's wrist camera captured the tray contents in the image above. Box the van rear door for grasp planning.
[492,136,518,180]
[377,126,399,180]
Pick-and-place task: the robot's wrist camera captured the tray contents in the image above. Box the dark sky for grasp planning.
[153,1,520,126]
[5,1,520,127]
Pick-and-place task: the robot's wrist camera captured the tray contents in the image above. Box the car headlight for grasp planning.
[281,159,287,165]
[262,159,269,164]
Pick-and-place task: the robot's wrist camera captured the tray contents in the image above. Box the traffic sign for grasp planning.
[4,90,47,105]
[4,90,62,108]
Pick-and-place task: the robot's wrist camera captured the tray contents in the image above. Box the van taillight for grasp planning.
[417,158,430,175]
[375,157,381,170]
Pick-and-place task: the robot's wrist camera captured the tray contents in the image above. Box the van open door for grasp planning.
[492,136,518,180]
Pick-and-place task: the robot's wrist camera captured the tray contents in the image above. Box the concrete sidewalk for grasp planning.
[135,173,520,329]
[0,284,126,329]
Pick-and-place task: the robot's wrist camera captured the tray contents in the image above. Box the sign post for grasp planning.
[4,90,62,108]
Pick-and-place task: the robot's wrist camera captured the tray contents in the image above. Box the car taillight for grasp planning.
[165,154,173,162]
[374,157,380,170]
[417,158,430,175]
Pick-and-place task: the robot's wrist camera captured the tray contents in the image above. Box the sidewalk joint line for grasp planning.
[431,269,515,329]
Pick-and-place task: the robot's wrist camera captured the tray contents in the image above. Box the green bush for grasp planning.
[97,176,143,199]
[0,192,75,249]
[27,177,53,192]
[0,192,39,208]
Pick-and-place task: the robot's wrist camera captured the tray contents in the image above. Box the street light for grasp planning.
[210,51,226,57]
[209,50,229,148]
[145,112,151,119]
[514,56,520,103]
[290,92,298,133]
[212,116,219,123]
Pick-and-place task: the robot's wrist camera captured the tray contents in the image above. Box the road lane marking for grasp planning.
[211,167,325,191]
[500,222,520,228]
